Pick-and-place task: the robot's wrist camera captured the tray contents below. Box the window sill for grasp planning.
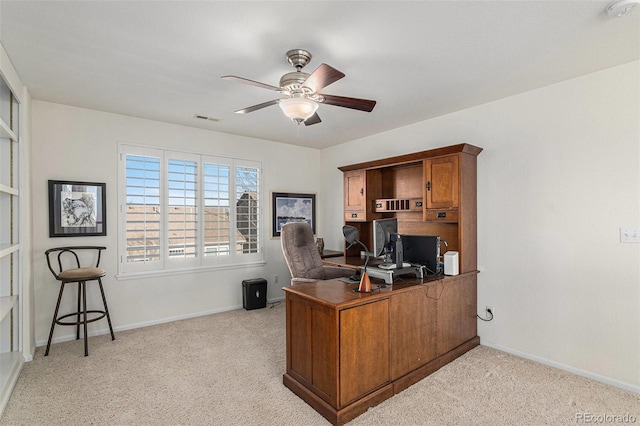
[115,260,267,281]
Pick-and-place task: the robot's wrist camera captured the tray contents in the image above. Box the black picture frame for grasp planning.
[48,180,106,237]
[271,191,316,238]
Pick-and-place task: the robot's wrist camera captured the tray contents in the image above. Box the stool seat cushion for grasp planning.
[57,267,106,281]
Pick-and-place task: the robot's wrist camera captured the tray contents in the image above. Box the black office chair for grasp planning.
[44,246,115,356]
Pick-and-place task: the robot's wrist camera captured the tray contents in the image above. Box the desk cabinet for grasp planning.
[339,300,389,406]
[389,285,438,380]
[285,292,390,412]
[284,274,479,425]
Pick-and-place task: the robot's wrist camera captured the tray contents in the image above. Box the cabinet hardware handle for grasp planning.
[426,181,431,191]
[360,188,364,195]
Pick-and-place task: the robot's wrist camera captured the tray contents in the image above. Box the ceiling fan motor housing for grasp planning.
[285,49,312,70]
[279,71,311,91]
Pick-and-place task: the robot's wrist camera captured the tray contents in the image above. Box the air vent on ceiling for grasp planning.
[194,114,220,122]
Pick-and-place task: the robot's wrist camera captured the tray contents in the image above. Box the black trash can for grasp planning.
[242,278,267,310]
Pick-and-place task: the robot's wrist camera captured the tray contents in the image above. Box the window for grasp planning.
[118,144,262,276]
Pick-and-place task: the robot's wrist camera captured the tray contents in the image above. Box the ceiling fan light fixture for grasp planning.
[279,97,318,124]
[607,0,640,17]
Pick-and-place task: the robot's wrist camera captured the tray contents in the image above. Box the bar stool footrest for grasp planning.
[55,310,107,326]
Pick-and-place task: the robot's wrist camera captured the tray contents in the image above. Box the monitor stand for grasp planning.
[363,265,424,284]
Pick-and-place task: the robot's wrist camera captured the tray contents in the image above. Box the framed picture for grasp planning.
[48,180,106,237]
[271,191,316,238]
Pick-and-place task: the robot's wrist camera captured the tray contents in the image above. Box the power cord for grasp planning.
[477,307,494,322]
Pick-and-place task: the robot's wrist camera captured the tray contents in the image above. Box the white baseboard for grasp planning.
[481,340,640,395]
[36,297,285,348]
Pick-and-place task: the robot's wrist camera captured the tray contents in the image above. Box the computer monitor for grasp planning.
[400,234,441,275]
[372,218,398,257]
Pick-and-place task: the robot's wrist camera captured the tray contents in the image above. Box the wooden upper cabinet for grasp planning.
[344,170,365,213]
[343,169,381,222]
[424,154,459,210]
[339,143,482,274]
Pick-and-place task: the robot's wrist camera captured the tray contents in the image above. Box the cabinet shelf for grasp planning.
[0,296,17,322]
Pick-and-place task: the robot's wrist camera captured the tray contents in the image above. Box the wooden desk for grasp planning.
[319,249,344,259]
[321,255,360,271]
[283,273,479,425]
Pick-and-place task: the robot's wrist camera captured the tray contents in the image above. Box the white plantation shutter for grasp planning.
[124,152,162,267]
[118,145,262,276]
[167,159,198,260]
[235,164,259,255]
[203,161,231,257]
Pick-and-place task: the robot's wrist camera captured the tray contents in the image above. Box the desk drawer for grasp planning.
[424,209,458,222]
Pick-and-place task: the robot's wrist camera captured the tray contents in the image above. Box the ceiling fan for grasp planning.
[221,49,376,126]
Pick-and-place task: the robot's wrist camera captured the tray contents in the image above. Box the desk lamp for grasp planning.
[342,225,372,293]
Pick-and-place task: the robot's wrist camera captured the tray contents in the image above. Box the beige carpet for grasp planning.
[1,302,638,425]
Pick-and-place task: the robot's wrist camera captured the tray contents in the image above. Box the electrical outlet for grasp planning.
[620,227,640,243]
[486,306,494,316]
[274,275,279,284]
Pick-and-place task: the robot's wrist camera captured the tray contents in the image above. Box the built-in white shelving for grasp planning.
[0,184,18,196]
[0,120,16,141]
[0,244,19,259]
[0,295,17,323]
[0,50,23,416]
[0,351,22,413]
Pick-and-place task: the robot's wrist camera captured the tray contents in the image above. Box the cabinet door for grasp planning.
[343,169,381,222]
[286,295,338,405]
[344,170,365,219]
[390,286,438,380]
[436,274,477,356]
[339,300,389,407]
[424,155,459,209]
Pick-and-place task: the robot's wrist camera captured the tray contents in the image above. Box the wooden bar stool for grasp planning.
[44,246,115,356]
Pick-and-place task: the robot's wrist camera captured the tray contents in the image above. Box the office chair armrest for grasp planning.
[323,266,355,280]
[291,277,320,284]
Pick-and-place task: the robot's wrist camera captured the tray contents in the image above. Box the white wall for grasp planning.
[30,101,323,345]
[320,61,640,392]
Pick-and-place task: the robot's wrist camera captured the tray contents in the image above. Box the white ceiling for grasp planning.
[1,1,638,149]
